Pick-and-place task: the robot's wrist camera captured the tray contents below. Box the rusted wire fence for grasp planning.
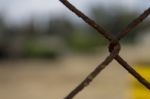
[60,0,150,99]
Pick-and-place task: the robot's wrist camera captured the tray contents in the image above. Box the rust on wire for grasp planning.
[117,7,150,40]
[65,41,121,99]
[59,0,150,99]
[59,0,114,41]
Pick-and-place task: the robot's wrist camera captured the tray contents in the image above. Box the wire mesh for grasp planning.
[59,0,150,99]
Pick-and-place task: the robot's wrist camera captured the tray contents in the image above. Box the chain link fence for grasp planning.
[59,0,150,99]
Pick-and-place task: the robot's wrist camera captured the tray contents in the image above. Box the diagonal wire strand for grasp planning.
[115,55,150,89]
[117,7,150,40]
[65,43,120,99]
[59,0,114,41]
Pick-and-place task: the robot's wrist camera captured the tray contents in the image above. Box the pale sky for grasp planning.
[0,0,149,25]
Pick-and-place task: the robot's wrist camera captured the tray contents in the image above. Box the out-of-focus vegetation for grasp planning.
[0,7,149,59]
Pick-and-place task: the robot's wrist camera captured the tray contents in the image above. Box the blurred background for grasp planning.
[0,0,149,99]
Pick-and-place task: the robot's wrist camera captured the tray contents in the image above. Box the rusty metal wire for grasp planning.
[59,0,150,99]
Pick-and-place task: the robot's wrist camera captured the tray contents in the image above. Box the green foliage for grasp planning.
[47,17,75,37]
[0,6,149,58]
[66,31,107,53]
[24,40,59,59]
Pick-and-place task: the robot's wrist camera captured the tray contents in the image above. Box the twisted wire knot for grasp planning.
[108,40,121,54]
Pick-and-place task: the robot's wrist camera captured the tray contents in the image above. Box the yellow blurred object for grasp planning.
[130,65,150,99]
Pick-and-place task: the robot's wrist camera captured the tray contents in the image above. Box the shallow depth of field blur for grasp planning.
[0,0,149,99]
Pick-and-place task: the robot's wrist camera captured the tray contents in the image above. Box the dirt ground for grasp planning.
[0,45,149,99]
